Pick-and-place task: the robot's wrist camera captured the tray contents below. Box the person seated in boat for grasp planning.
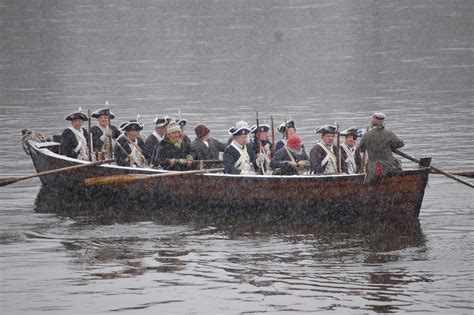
[61,109,90,161]
[275,120,297,152]
[91,107,121,160]
[339,127,363,174]
[190,123,226,168]
[270,135,310,175]
[223,120,257,174]
[145,115,171,156]
[249,124,273,175]
[358,112,404,184]
[152,121,193,171]
[114,118,150,167]
[309,124,339,174]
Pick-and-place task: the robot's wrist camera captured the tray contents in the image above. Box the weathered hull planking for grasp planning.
[26,140,430,221]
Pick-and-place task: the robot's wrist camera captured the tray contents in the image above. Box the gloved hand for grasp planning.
[178,158,187,165]
[256,154,266,163]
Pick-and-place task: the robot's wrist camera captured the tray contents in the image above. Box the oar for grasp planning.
[393,149,473,188]
[84,167,224,187]
[0,158,115,187]
[433,170,474,178]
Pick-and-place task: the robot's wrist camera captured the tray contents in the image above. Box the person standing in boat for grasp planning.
[249,124,273,174]
[339,127,363,174]
[223,120,257,174]
[191,123,226,168]
[358,112,404,184]
[270,135,310,175]
[114,119,150,167]
[309,124,339,174]
[275,120,297,151]
[91,108,121,160]
[145,115,171,156]
[61,109,90,161]
[152,121,194,170]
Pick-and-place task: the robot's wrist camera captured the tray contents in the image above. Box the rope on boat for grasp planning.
[20,129,52,155]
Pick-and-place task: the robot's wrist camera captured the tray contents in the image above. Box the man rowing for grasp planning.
[61,109,90,161]
[358,112,404,184]
[191,123,226,168]
[270,135,309,175]
[152,121,194,171]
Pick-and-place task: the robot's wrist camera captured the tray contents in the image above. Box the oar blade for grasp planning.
[84,174,149,187]
[0,177,21,187]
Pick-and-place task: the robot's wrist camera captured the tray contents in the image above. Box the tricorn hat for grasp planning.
[277,120,296,133]
[65,109,88,121]
[175,118,187,127]
[340,127,363,137]
[250,124,270,134]
[91,108,115,119]
[119,119,144,132]
[153,115,171,128]
[228,120,251,136]
[315,124,337,135]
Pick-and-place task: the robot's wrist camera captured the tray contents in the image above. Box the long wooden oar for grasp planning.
[84,167,224,187]
[393,149,473,188]
[0,158,115,187]
[433,170,474,178]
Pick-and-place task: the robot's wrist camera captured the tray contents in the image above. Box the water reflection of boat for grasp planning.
[27,139,431,222]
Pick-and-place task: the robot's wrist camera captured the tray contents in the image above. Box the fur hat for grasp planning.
[119,119,144,132]
[65,109,88,121]
[277,120,296,133]
[371,112,385,127]
[194,124,211,139]
[250,124,270,134]
[315,124,337,135]
[287,135,302,149]
[91,108,115,119]
[228,120,251,136]
[167,121,181,134]
[153,115,171,128]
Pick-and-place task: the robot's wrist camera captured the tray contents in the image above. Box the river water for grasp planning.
[0,1,473,314]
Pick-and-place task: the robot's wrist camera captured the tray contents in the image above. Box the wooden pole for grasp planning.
[393,149,473,188]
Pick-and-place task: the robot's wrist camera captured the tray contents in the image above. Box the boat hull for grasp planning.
[26,140,430,222]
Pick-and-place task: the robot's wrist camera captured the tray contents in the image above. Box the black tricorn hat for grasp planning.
[315,124,337,135]
[91,108,115,119]
[175,118,187,127]
[65,109,88,121]
[277,120,296,133]
[340,127,363,137]
[153,115,172,128]
[250,124,270,134]
[119,119,144,132]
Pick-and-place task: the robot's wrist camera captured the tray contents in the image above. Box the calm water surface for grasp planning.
[0,1,473,314]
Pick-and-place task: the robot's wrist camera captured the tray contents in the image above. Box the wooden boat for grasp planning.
[23,139,431,222]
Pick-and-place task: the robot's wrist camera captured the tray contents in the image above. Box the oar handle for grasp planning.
[393,149,473,188]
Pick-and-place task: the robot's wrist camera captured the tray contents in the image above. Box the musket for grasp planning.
[87,109,93,161]
[106,103,113,159]
[255,111,264,175]
[270,116,275,158]
[336,122,341,173]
